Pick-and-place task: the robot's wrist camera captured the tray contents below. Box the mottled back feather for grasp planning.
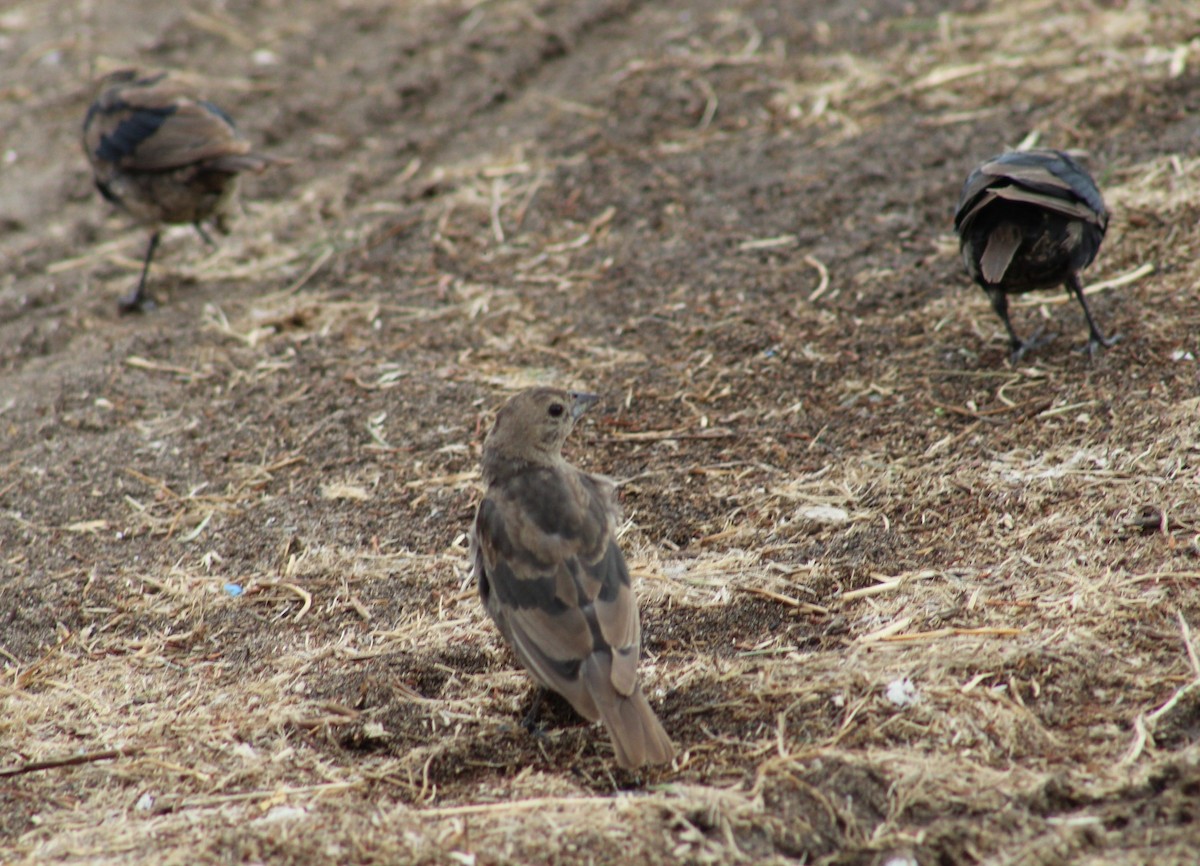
[472,389,674,769]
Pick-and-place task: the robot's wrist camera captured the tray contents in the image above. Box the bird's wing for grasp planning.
[957,184,1101,234]
[85,82,250,172]
[987,185,1102,223]
[981,158,1077,194]
[474,468,641,708]
[954,166,1000,229]
[956,151,1107,231]
[986,153,1106,218]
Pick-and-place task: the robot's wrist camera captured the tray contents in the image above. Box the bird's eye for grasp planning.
[548,403,565,418]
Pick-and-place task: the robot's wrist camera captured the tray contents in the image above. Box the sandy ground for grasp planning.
[2,0,1200,863]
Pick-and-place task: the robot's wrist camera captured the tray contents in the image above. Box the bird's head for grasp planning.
[483,388,599,467]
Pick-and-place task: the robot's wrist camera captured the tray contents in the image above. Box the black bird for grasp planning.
[82,70,281,313]
[471,388,676,770]
[954,148,1117,361]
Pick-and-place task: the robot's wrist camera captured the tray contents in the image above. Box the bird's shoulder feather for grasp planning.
[473,463,640,678]
[84,82,250,172]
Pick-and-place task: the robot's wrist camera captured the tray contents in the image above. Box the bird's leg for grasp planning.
[521,687,549,735]
[988,290,1028,363]
[1066,273,1121,354]
[988,289,1055,363]
[118,231,160,314]
[193,221,217,247]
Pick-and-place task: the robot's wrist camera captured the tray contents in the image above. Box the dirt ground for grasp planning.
[2,0,1200,863]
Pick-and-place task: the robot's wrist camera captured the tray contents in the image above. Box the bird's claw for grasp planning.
[117,292,156,315]
[1009,329,1057,364]
[520,688,547,734]
[1080,332,1123,356]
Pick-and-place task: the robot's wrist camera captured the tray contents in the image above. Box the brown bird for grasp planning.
[82,69,281,313]
[471,388,675,771]
[954,148,1117,361]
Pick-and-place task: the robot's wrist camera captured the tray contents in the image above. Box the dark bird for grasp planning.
[954,148,1117,361]
[471,388,676,771]
[82,70,281,313]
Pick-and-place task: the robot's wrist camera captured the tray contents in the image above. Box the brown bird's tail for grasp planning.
[596,686,676,771]
[580,652,676,767]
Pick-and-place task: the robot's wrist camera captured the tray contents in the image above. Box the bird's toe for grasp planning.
[1009,329,1057,364]
[117,293,156,315]
[1081,332,1123,356]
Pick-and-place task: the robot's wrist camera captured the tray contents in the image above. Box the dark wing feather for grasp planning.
[959,185,1101,232]
[472,467,640,712]
[84,78,251,172]
[955,149,1107,233]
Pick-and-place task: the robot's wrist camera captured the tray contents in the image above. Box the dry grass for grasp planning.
[3,0,1200,863]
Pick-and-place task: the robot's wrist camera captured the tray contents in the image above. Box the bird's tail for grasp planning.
[596,686,676,770]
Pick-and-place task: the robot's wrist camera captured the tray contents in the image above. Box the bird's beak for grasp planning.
[568,391,600,420]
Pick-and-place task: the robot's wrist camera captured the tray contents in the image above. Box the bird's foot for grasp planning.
[520,688,547,735]
[117,289,156,315]
[1009,329,1057,364]
[1079,332,1123,357]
